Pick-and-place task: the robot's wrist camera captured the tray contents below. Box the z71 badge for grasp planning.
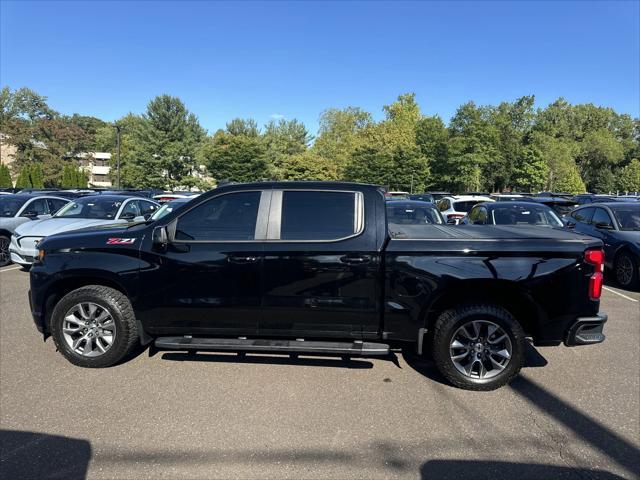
[106,238,136,245]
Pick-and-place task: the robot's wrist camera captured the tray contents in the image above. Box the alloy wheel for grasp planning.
[0,237,9,265]
[62,302,116,357]
[616,255,634,286]
[449,320,512,380]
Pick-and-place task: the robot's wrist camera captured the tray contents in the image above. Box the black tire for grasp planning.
[430,304,525,391]
[0,235,10,267]
[614,251,639,290]
[50,285,139,368]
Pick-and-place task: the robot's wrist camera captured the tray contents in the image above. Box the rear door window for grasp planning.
[279,191,360,241]
[591,208,613,228]
[23,198,49,216]
[572,207,595,224]
[47,198,69,214]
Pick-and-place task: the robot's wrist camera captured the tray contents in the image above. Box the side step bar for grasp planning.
[154,337,390,356]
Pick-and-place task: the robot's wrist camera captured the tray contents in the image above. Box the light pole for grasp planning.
[114,124,121,189]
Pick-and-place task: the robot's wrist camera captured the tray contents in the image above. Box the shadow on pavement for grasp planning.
[0,429,92,480]
[510,376,640,478]
[160,351,376,369]
[604,277,640,294]
[420,460,626,480]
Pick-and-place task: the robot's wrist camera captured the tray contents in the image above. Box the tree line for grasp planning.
[1,86,638,193]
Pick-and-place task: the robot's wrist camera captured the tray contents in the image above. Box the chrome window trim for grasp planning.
[264,189,365,243]
[254,190,273,240]
[171,189,266,244]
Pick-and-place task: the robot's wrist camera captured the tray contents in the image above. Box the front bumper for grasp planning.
[9,235,40,265]
[564,313,607,346]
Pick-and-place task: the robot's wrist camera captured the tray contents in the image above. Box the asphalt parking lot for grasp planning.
[0,265,638,480]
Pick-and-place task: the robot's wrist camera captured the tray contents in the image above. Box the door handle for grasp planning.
[340,255,371,265]
[228,255,258,264]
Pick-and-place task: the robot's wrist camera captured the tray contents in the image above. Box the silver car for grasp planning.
[10,195,159,266]
[0,194,70,266]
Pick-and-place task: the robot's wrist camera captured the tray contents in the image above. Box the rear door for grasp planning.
[260,189,380,338]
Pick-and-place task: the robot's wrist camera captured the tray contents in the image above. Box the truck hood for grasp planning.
[14,218,126,237]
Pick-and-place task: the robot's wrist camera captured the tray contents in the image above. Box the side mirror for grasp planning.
[595,222,613,230]
[22,210,39,219]
[152,226,168,252]
[121,212,136,221]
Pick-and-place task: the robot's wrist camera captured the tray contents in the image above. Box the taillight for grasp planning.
[584,248,604,301]
[447,213,465,220]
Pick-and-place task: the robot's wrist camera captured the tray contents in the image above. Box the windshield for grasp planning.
[0,197,29,217]
[150,200,187,220]
[453,201,481,213]
[55,198,122,219]
[387,204,443,225]
[491,205,563,227]
[612,206,640,231]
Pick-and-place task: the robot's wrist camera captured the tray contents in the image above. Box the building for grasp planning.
[77,152,112,187]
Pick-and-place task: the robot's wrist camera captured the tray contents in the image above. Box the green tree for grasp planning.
[15,165,32,188]
[416,116,449,189]
[511,146,548,192]
[279,151,338,181]
[198,130,269,183]
[615,159,640,193]
[577,129,624,192]
[313,107,372,176]
[263,118,312,179]
[0,164,12,187]
[29,162,44,188]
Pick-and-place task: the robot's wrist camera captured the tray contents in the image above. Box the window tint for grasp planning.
[47,198,69,214]
[175,191,261,241]
[472,207,488,224]
[280,191,358,240]
[139,200,158,216]
[119,200,140,218]
[591,208,613,228]
[23,198,49,216]
[452,201,479,213]
[572,207,595,224]
[611,206,640,231]
[437,199,450,211]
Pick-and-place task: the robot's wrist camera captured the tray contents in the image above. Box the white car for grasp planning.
[437,195,494,223]
[10,195,159,266]
[0,194,70,266]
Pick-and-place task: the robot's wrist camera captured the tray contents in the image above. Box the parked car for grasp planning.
[526,196,578,217]
[149,197,195,221]
[408,193,435,203]
[152,192,200,203]
[489,194,528,202]
[426,191,451,201]
[437,195,494,223]
[459,202,564,227]
[0,194,70,266]
[10,195,160,266]
[29,182,606,391]
[385,191,410,200]
[566,202,640,289]
[574,194,619,205]
[386,200,443,237]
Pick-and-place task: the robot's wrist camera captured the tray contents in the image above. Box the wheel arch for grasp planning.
[423,280,545,339]
[41,274,150,345]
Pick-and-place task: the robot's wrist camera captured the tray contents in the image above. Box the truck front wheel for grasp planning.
[50,285,139,368]
[430,304,525,391]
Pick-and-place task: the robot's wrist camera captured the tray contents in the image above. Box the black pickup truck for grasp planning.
[29,182,607,390]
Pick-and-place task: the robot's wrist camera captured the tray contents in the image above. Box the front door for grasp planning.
[138,190,265,336]
[260,190,380,339]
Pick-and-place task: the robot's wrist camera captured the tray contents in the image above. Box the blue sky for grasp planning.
[1,1,638,135]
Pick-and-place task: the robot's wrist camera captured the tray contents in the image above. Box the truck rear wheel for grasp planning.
[430,304,525,391]
[50,286,139,368]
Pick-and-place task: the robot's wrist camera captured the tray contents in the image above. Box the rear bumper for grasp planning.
[564,313,607,346]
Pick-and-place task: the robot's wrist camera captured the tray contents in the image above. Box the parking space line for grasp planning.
[603,286,639,303]
[0,266,22,273]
